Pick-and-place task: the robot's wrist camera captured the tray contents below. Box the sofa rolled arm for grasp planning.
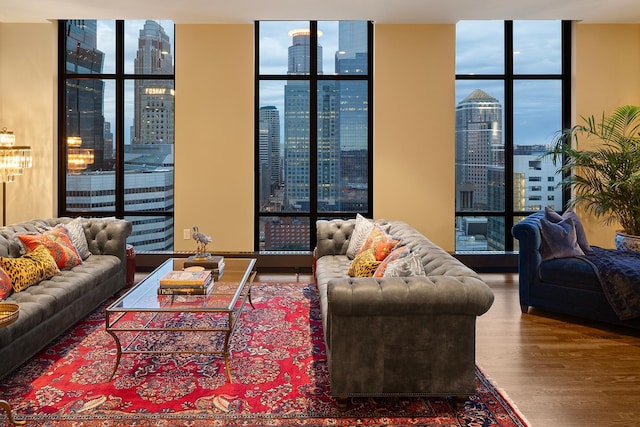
[511,211,545,308]
[328,276,494,317]
[84,218,133,264]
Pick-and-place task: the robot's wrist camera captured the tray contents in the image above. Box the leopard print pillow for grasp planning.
[347,248,381,278]
[0,245,60,292]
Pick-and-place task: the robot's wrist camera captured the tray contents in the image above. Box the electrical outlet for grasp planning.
[183,229,190,240]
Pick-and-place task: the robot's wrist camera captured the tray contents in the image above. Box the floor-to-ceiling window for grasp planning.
[455,20,570,252]
[255,21,373,252]
[59,20,175,252]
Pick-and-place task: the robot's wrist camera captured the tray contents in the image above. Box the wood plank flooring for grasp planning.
[257,272,640,427]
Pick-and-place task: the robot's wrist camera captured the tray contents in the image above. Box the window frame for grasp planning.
[57,20,176,246]
[455,20,572,252]
[254,21,374,252]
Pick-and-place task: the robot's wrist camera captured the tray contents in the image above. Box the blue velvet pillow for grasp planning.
[539,217,585,261]
[545,207,592,253]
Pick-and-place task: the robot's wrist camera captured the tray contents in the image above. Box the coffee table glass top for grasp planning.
[109,258,256,312]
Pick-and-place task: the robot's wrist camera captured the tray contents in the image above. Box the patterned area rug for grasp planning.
[0,283,528,426]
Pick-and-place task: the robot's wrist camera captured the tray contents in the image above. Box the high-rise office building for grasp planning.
[133,20,175,145]
[259,106,281,196]
[335,21,369,212]
[65,20,108,170]
[283,29,341,211]
[455,88,504,211]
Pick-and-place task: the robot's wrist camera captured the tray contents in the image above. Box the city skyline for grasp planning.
[62,19,565,252]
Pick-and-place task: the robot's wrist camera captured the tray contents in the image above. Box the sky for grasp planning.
[86,19,564,148]
[455,20,563,147]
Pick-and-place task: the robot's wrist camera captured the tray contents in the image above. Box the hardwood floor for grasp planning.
[476,273,640,427]
[257,272,640,427]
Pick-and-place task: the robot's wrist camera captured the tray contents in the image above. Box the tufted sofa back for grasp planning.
[0,217,132,263]
[315,218,356,257]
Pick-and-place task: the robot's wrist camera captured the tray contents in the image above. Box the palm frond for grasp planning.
[546,105,640,235]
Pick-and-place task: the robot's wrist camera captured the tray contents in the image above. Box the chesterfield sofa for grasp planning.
[0,217,132,379]
[314,218,494,406]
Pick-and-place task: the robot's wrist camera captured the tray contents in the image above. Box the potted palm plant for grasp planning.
[547,104,640,251]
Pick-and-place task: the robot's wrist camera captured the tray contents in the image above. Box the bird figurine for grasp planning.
[192,226,212,259]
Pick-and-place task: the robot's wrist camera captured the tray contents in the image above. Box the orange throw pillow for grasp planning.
[17,226,82,270]
[357,224,399,261]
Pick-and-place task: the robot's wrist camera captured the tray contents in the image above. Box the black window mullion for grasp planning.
[115,20,125,219]
[561,20,572,210]
[504,21,515,251]
[253,21,261,252]
[57,21,68,215]
[366,20,374,221]
[309,21,319,249]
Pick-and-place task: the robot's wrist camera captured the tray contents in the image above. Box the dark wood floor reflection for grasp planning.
[256,272,640,427]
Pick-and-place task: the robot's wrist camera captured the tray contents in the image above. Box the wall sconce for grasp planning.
[67,136,82,147]
[68,147,94,173]
[0,127,33,226]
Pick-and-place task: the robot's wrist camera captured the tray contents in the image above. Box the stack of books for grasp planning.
[184,255,225,277]
[158,269,213,295]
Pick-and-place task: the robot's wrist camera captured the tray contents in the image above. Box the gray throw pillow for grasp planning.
[544,207,592,253]
[64,217,92,260]
[539,217,585,261]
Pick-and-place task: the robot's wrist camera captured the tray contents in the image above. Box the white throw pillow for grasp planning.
[346,214,374,259]
[383,253,427,277]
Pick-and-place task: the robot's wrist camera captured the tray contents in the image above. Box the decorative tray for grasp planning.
[0,302,19,328]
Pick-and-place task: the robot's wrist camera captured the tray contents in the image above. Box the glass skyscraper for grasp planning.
[455,88,504,211]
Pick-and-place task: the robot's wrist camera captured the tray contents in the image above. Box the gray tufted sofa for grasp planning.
[314,218,494,405]
[0,217,132,379]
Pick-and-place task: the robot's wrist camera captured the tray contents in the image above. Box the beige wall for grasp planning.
[174,24,254,251]
[2,21,640,252]
[374,24,456,250]
[574,23,640,248]
[0,23,57,225]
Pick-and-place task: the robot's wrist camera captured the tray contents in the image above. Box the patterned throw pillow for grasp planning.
[348,248,381,277]
[0,268,12,300]
[373,245,410,278]
[346,214,375,259]
[17,226,82,270]
[383,253,427,277]
[0,245,61,292]
[357,224,399,261]
[64,217,92,260]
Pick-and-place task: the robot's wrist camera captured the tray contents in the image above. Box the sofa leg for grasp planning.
[335,397,349,411]
[520,304,529,314]
[452,395,467,411]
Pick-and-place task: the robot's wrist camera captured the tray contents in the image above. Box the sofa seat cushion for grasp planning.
[539,257,601,291]
[0,254,120,348]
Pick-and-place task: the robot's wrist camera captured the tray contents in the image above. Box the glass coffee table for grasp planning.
[105,257,256,382]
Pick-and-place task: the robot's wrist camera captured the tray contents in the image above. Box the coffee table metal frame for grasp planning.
[105,257,256,383]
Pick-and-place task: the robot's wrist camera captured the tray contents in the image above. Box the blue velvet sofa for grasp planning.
[512,211,640,330]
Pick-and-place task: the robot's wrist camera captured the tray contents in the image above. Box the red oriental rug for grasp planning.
[0,283,528,427]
